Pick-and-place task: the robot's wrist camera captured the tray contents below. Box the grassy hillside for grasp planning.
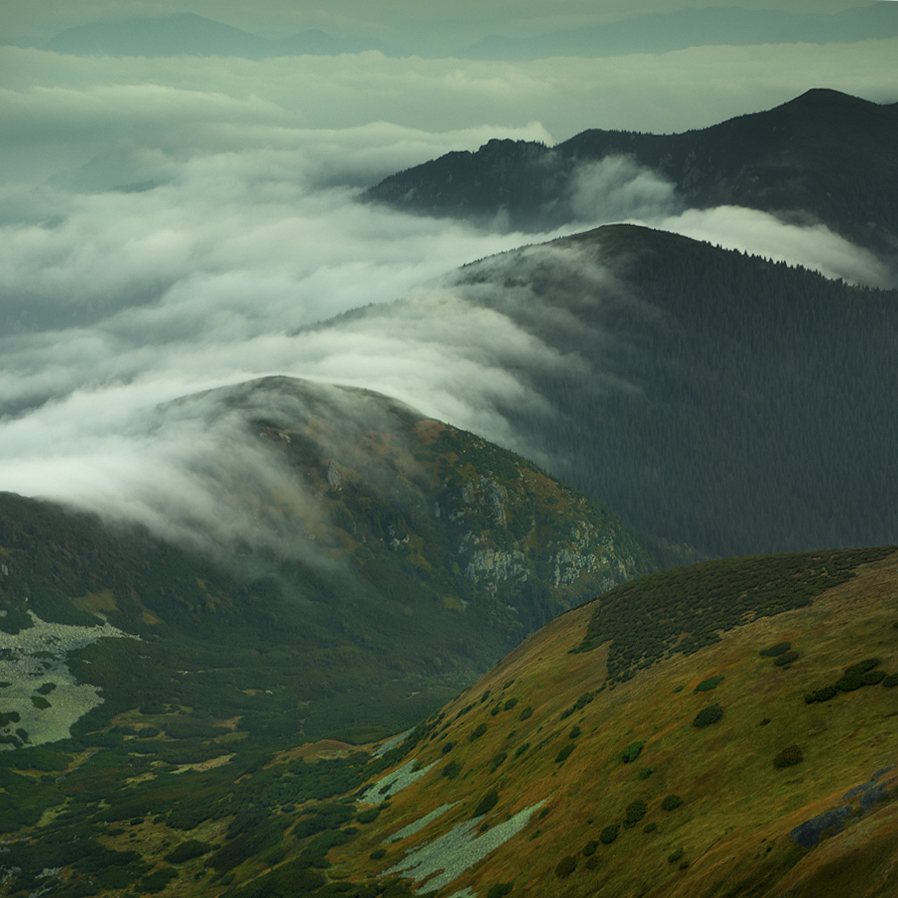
[4,546,896,897]
[326,545,898,898]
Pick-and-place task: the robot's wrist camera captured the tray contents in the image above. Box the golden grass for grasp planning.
[330,550,898,897]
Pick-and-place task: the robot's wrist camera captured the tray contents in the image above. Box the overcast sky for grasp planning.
[0,0,895,553]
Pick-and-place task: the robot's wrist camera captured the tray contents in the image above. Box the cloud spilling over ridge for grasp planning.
[0,43,894,557]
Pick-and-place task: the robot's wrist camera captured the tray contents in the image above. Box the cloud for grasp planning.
[569,156,679,224]
[651,206,892,287]
[0,40,894,559]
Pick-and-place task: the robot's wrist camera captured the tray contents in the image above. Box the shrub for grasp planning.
[759,642,791,657]
[624,799,647,826]
[667,847,684,863]
[555,743,574,764]
[694,676,724,693]
[518,707,533,721]
[442,760,462,780]
[637,767,653,781]
[503,698,518,711]
[487,883,514,898]
[863,670,886,685]
[620,741,644,763]
[369,848,386,860]
[661,795,683,811]
[773,650,800,667]
[470,723,488,742]
[846,658,881,675]
[555,856,577,878]
[599,824,619,844]
[804,685,838,704]
[773,745,803,769]
[672,685,684,693]
[692,705,723,728]
[883,674,898,688]
[560,692,595,720]
[441,741,455,754]
[472,789,499,818]
[489,752,508,773]
[513,742,530,760]
[568,726,581,739]
[582,841,598,856]
[164,840,211,864]
[643,822,657,833]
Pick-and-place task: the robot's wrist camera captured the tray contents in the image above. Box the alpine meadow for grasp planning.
[1,2,897,897]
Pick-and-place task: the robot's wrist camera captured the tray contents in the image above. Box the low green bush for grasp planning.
[759,642,791,657]
[773,651,800,667]
[487,883,514,898]
[441,741,455,754]
[503,698,518,711]
[661,795,683,811]
[555,743,574,764]
[472,789,499,818]
[369,848,386,860]
[582,841,598,856]
[694,676,723,693]
[518,707,533,721]
[555,856,577,878]
[620,741,644,763]
[469,723,487,742]
[489,752,508,773]
[599,825,619,844]
[164,840,212,864]
[883,674,898,688]
[667,847,684,863]
[624,799,647,826]
[568,726,581,739]
[804,685,838,704]
[643,822,657,833]
[637,767,653,781]
[692,705,723,728]
[442,760,462,780]
[773,745,803,769]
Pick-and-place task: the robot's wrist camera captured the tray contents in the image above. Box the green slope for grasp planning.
[6,546,896,897]
[325,545,898,898]
[0,375,666,897]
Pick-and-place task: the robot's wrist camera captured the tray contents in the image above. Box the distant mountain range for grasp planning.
[366,89,898,269]
[24,5,898,59]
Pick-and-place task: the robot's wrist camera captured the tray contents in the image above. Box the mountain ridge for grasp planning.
[364,89,898,268]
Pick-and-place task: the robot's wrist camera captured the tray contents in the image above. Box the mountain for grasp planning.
[364,89,898,267]
[32,5,898,60]
[43,13,275,58]
[465,3,898,60]
[303,224,898,559]
[4,545,895,897]
[0,376,659,750]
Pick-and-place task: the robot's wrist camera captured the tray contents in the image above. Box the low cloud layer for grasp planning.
[0,42,894,558]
